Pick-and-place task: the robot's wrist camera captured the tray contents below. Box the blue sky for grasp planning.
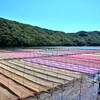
[0,0,100,32]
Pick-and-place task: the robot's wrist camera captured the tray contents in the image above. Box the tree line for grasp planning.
[0,17,100,47]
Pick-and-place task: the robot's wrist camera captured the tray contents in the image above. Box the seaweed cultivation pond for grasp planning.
[0,47,100,100]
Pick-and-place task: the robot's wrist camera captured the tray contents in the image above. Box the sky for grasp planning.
[0,0,100,33]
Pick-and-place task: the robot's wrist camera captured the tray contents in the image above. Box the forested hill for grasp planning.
[0,17,100,47]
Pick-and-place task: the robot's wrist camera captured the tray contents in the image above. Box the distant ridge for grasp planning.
[0,17,100,47]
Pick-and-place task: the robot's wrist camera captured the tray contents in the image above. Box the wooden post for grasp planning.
[79,74,83,100]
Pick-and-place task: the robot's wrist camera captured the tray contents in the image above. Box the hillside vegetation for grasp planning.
[0,17,100,47]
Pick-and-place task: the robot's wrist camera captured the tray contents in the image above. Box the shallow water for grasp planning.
[39,46,100,50]
[0,46,100,50]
